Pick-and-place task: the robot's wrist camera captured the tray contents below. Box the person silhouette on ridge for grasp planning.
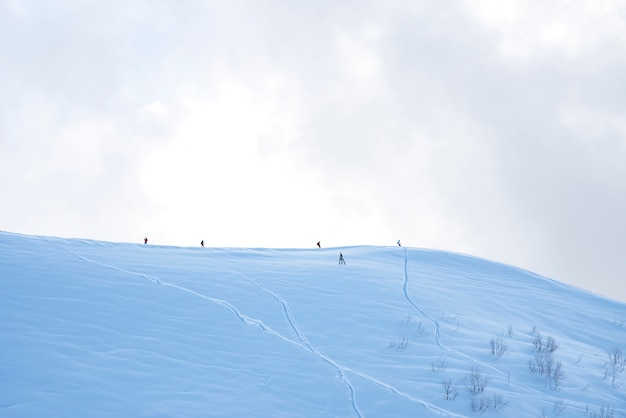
[201,240,204,247]
[316,241,321,248]
[339,252,345,264]
[144,237,148,244]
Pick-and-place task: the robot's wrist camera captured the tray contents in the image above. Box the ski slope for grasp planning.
[1,232,625,417]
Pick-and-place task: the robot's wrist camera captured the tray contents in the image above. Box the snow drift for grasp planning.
[1,232,624,417]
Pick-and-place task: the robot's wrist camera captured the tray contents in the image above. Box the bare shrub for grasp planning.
[531,327,543,352]
[387,337,410,351]
[403,314,427,337]
[463,367,507,412]
[553,398,565,416]
[415,322,427,337]
[431,356,448,373]
[442,378,458,400]
[528,329,564,390]
[605,346,626,387]
[531,329,559,354]
[529,353,564,390]
[545,336,559,353]
[529,355,545,375]
[586,405,615,418]
[471,396,490,412]
[469,393,508,412]
[490,336,509,358]
[466,366,488,397]
[547,358,564,390]
[492,393,509,411]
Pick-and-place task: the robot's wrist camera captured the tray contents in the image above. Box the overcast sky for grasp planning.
[2,1,626,302]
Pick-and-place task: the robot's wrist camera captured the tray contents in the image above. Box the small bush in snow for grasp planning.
[586,405,615,418]
[490,336,508,358]
[547,358,564,390]
[492,393,509,411]
[528,327,565,390]
[403,314,427,337]
[545,336,559,353]
[528,330,564,390]
[414,321,427,337]
[604,346,625,388]
[529,354,546,375]
[553,398,565,416]
[470,395,490,412]
[441,378,457,400]
[431,356,448,373]
[387,337,410,351]
[468,393,508,412]
[531,328,559,354]
[466,366,488,397]
[529,352,564,390]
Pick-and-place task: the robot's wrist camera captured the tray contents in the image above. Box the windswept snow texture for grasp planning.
[1,232,625,417]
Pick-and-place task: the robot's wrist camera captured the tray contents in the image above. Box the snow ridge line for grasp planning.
[402,248,446,350]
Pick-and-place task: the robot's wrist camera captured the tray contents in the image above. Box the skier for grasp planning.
[339,252,345,264]
[144,237,148,244]
[317,241,321,248]
[201,240,204,247]
[397,240,401,247]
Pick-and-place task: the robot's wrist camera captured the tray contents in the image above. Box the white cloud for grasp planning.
[559,103,626,144]
[464,0,626,58]
[335,26,385,88]
[137,101,168,122]
[137,75,339,247]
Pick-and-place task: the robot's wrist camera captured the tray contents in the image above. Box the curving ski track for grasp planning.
[402,248,446,350]
[209,264,469,417]
[50,241,468,417]
[401,247,559,403]
[206,264,364,418]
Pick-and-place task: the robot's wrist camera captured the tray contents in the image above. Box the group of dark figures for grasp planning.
[143,238,402,265]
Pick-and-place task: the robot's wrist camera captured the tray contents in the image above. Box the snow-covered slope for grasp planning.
[1,232,624,417]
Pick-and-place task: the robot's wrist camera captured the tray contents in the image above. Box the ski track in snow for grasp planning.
[402,248,557,405]
[402,248,444,350]
[204,264,469,418]
[49,242,366,417]
[199,261,474,417]
[200,263,364,418]
[49,241,468,418]
[47,241,303,347]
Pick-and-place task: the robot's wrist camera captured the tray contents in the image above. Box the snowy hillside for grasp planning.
[1,232,625,417]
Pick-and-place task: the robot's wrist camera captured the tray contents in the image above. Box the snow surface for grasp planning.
[1,232,625,417]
